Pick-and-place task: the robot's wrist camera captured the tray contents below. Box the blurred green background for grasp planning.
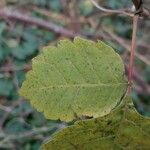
[0,0,149,149]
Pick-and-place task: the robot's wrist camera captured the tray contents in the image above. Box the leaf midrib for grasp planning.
[40,83,127,89]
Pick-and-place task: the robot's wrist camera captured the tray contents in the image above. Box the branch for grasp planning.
[91,0,134,17]
[132,0,143,10]
[0,7,80,37]
[0,126,57,146]
[100,28,150,93]
[102,28,150,66]
[128,15,139,91]
[0,64,31,72]
[132,0,150,18]
[0,104,12,112]
[91,0,150,18]
[125,65,150,94]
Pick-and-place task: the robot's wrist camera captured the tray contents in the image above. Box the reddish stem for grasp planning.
[128,15,139,93]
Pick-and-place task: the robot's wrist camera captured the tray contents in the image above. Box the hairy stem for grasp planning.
[128,15,139,93]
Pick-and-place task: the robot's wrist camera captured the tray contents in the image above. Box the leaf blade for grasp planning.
[42,97,150,150]
[20,37,127,121]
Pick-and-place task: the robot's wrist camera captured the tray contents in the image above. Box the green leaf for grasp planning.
[12,41,38,60]
[0,78,14,97]
[48,0,62,12]
[80,0,94,16]
[20,37,127,121]
[0,22,6,36]
[42,97,150,150]
[5,118,32,134]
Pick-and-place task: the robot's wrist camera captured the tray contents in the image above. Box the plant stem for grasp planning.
[128,15,139,93]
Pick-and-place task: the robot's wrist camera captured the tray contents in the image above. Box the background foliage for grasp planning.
[0,0,149,149]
